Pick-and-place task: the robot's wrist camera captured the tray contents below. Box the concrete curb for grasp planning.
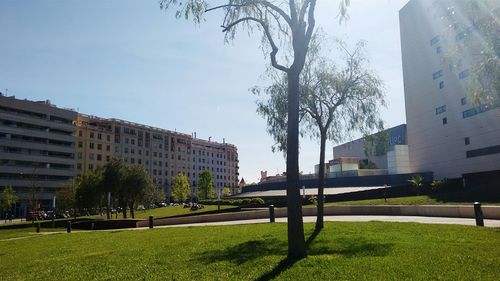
[138,205,500,227]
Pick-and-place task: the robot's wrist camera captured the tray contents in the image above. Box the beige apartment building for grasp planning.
[400,0,500,179]
[0,94,77,216]
[76,114,114,174]
[76,115,240,199]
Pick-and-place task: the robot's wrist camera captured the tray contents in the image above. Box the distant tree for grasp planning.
[222,187,232,198]
[143,184,166,209]
[197,170,215,200]
[122,165,154,219]
[255,37,385,230]
[172,173,190,203]
[102,158,125,211]
[75,169,103,212]
[1,186,17,220]
[159,0,351,259]
[56,180,78,213]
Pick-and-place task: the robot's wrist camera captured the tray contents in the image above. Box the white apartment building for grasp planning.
[400,0,500,179]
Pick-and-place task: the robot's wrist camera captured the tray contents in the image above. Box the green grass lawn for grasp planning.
[0,227,66,240]
[324,194,500,206]
[1,222,499,280]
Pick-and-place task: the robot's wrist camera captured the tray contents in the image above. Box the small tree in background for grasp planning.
[222,187,232,198]
[172,173,190,203]
[197,170,215,200]
[56,180,78,215]
[1,186,17,220]
[122,165,154,219]
[143,184,166,209]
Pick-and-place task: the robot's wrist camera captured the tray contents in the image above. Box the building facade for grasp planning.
[400,0,500,179]
[76,115,240,199]
[332,124,411,175]
[0,94,77,216]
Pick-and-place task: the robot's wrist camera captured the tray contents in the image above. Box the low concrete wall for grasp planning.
[144,205,500,227]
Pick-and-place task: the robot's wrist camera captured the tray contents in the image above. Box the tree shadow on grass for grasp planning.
[196,227,393,280]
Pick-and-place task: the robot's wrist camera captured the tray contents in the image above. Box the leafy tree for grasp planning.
[121,165,154,219]
[222,187,232,198]
[197,170,215,200]
[102,158,125,211]
[440,0,499,106]
[159,0,351,258]
[143,184,166,209]
[172,173,190,203]
[255,37,385,230]
[1,186,17,220]
[75,169,103,211]
[56,180,78,213]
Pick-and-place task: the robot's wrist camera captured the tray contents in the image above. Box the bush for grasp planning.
[251,198,265,205]
[430,180,444,193]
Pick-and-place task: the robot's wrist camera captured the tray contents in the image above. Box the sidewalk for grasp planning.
[149,215,500,229]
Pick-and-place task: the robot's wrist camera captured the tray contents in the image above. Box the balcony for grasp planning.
[0,111,75,132]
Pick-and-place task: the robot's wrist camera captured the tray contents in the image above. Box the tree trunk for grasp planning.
[286,69,307,260]
[316,132,327,230]
[122,206,127,219]
[130,202,135,219]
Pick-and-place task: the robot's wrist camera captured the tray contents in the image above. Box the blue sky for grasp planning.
[0,0,409,182]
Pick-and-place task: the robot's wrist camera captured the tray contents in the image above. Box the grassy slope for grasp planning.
[1,222,499,280]
[324,195,500,206]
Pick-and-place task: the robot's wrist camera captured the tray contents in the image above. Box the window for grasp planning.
[77,163,82,170]
[89,142,95,149]
[436,46,442,54]
[97,154,102,161]
[435,105,446,115]
[77,152,82,160]
[90,132,94,139]
[461,97,467,105]
[465,137,470,146]
[97,133,102,140]
[138,159,142,164]
[466,145,500,158]
[433,70,443,80]
[131,148,135,154]
[439,81,444,89]
[106,155,110,162]
[97,144,102,150]
[89,164,94,170]
[442,117,447,125]
[106,145,110,151]
[131,158,135,164]
[89,153,94,160]
[78,130,83,137]
[131,139,135,145]
[124,148,129,153]
[78,141,83,148]
[107,135,111,141]
[459,69,469,80]
[125,138,129,144]
[138,150,142,155]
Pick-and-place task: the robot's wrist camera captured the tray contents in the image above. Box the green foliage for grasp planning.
[172,173,190,202]
[197,170,215,200]
[222,187,232,198]
[1,186,17,214]
[408,175,425,196]
[75,169,104,210]
[56,181,78,211]
[430,180,445,193]
[358,160,378,169]
[440,1,500,106]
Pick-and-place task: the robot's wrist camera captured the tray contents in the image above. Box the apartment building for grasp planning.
[0,94,77,216]
[76,114,114,174]
[399,0,500,179]
[76,115,240,199]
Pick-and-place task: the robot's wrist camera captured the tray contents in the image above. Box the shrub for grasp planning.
[251,198,265,205]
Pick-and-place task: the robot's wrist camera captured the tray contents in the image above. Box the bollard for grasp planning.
[269,205,275,223]
[51,216,55,229]
[91,222,95,230]
[474,202,484,227]
[67,221,72,233]
[149,215,154,229]
[36,222,41,233]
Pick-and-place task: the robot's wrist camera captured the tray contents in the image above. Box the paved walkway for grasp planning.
[150,215,500,229]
